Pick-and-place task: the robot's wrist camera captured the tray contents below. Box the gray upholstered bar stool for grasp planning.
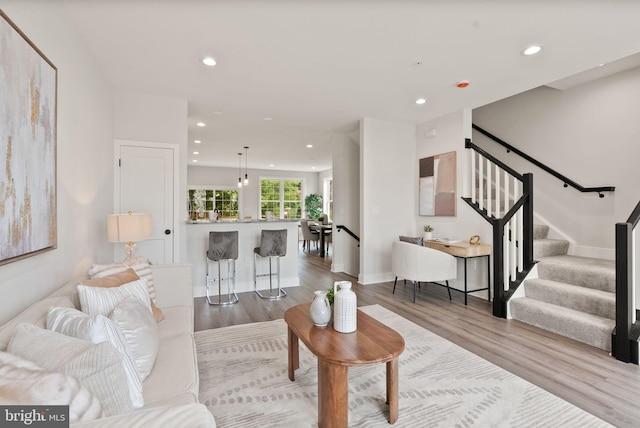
[254,229,288,300]
[206,230,239,306]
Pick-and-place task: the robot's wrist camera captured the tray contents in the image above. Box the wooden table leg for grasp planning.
[386,358,399,424]
[318,358,348,428]
[288,327,299,381]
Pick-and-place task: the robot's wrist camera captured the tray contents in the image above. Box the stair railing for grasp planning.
[336,225,360,246]
[463,139,535,317]
[613,200,640,364]
[473,124,615,198]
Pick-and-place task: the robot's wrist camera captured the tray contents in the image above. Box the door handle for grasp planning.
[164,229,171,235]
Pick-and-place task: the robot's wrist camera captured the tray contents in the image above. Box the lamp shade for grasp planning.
[107,212,152,243]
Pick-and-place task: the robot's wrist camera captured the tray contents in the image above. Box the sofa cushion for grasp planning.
[142,333,198,404]
[7,323,133,417]
[82,268,164,322]
[46,306,144,409]
[0,296,74,352]
[78,279,151,318]
[110,297,160,381]
[0,351,103,422]
[157,305,194,339]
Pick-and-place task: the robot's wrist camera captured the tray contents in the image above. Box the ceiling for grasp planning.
[61,1,640,172]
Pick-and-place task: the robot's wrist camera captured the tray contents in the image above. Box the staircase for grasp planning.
[509,225,616,351]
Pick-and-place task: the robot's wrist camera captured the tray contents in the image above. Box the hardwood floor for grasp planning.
[194,246,640,427]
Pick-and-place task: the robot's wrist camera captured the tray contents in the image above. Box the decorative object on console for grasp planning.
[469,235,481,245]
[107,212,152,261]
[333,281,357,333]
[419,151,457,216]
[0,10,57,266]
[309,291,331,327]
[423,224,434,241]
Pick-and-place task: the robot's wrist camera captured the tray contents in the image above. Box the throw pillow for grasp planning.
[399,236,424,246]
[7,323,133,417]
[88,257,156,302]
[84,267,164,322]
[109,297,160,381]
[46,307,144,409]
[78,278,151,318]
[0,351,103,422]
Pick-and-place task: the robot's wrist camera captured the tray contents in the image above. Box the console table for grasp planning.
[423,240,491,305]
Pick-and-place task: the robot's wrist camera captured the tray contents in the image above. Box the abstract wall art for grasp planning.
[419,151,456,216]
[0,10,57,265]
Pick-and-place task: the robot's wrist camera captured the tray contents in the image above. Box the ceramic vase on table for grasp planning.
[333,281,357,333]
[424,232,433,241]
[310,291,331,327]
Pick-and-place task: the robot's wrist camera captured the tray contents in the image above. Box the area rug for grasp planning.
[195,305,610,427]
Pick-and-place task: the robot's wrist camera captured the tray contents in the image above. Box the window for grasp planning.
[188,188,239,220]
[260,178,303,219]
[323,178,333,221]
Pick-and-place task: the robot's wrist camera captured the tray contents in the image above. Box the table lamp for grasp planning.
[107,212,152,260]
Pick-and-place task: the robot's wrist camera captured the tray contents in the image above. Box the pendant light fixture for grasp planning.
[237,152,243,188]
[243,146,250,186]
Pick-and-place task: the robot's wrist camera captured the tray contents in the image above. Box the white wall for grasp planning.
[331,133,359,276]
[0,2,114,323]
[359,118,416,284]
[416,110,492,294]
[113,92,188,262]
[188,165,319,221]
[473,67,640,255]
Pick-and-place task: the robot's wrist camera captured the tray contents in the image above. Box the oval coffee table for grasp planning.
[284,303,405,427]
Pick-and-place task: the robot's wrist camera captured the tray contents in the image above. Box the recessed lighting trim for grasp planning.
[415,98,427,105]
[194,140,201,144]
[196,122,206,127]
[522,45,543,56]
[306,144,313,148]
[264,117,273,121]
[311,166,316,170]
[192,159,198,163]
[193,151,199,155]
[202,57,216,66]
[269,164,275,167]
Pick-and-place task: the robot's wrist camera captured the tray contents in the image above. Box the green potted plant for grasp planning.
[305,193,323,220]
[423,224,433,241]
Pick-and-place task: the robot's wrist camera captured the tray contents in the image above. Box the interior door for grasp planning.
[116,143,174,263]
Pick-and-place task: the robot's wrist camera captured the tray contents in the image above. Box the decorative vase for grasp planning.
[424,232,433,241]
[333,281,357,333]
[310,291,331,327]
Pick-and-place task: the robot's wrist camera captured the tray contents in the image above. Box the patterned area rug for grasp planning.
[195,305,610,427]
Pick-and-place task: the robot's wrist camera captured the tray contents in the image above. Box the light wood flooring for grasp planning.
[194,246,640,427]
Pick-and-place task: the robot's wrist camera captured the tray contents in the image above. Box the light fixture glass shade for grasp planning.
[107,212,152,260]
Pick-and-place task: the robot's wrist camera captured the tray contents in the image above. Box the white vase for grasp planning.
[310,291,331,327]
[424,232,433,241]
[333,281,357,333]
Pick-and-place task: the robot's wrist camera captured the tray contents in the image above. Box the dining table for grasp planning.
[309,223,332,257]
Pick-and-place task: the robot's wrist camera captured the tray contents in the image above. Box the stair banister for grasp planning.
[613,200,640,364]
[472,124,615,198]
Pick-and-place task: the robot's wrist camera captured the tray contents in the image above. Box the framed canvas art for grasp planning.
[0,10,58,265]
[419,151,456,216]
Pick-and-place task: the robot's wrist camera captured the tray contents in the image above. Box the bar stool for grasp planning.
[206,231,239,306]
[254,229,288,300]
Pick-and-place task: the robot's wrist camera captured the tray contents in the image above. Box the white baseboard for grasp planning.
[358,272,395,285]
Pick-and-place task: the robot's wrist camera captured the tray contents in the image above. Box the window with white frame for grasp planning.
[259,178,303,219]
[323,177,333,221]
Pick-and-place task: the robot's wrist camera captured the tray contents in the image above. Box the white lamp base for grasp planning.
[123,241,138,261]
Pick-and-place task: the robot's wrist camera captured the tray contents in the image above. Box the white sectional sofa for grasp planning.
[0,264,215,427]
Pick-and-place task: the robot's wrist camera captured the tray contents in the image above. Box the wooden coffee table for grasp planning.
[284,303,405,427]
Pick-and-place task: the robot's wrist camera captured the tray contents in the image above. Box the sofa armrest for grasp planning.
[71,403,215,428]
[150,264,194,308]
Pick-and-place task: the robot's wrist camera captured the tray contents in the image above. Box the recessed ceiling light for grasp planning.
[306,144,313,148]
[193,151,199,155]
[212,111,222,115]
[522,45,543,56]
[269,164,275,167]
[194,140,201,144]
[196,122,206,127]
[311,166,316,170]
[415,98,427,105]
[202,57,216,66]
[192,159,198,163]
[264,117,273,121]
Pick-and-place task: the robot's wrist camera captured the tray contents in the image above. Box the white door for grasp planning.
[116,143,175,264]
